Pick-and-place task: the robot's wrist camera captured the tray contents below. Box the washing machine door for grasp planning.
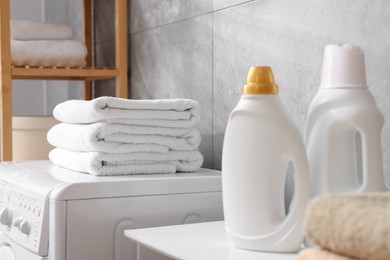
[0,242,16,260]
[0,235,45,260]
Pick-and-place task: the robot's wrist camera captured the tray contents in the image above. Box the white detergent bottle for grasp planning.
[305,44,387,196]
[222,66,309,252]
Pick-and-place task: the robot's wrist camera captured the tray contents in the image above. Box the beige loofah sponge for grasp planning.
[304,192,390,260]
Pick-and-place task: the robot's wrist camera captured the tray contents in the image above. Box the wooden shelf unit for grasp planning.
[0,0,128,161]
[11,66,119,81]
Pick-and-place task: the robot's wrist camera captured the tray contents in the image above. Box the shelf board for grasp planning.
[11,66,118,80]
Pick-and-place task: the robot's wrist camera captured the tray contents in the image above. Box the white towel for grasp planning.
[47,123,201,153]
[49,148,204,175]
[11,20,72,40]
[105,118,198,128]
[53,97,200,126]
[11,39,87,67]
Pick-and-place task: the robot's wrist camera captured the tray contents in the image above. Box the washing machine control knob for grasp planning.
[0,207,13,227]
[12,216,23,227]
[19,219,31,235]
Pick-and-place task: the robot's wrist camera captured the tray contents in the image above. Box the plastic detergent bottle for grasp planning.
[305,44,387,196]
[222,66,309,252]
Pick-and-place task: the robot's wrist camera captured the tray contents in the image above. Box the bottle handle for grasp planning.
[278,153,309,245]
[241,153,309,251]
[358,125,386,191]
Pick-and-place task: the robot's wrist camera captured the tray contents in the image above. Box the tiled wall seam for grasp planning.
[130,12,213,35]
[129,0,255,36]
[213,0,255,13]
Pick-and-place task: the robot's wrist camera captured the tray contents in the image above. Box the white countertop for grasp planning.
[125,221,298,260]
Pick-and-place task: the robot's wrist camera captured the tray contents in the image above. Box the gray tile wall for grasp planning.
[130,0,212,33]
[44,0,84,114]
[11,0,46,116]
[95,0,390,188]
[93,0,121,97]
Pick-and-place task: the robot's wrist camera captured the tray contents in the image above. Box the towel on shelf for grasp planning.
[296,247,355,260]
[304,192,390,260]
[49,148,204,175]
[11,20,72,41]
[11,39,87,67]
[47,123,201,153]
[53,97,200,126]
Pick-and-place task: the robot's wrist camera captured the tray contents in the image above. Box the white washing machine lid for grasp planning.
[0,160,222,200]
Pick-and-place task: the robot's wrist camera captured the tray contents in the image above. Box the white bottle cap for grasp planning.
[320,44,367,88]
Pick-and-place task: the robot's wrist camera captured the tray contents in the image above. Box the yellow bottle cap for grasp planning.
[242,66,278,94]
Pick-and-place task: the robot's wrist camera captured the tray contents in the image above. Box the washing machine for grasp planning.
[0,160,223,260]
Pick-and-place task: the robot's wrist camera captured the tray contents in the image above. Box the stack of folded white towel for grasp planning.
[11,20,87,67]
[47,97,204,176]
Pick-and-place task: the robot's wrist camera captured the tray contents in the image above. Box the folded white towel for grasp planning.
[11,20,72,40]
[105,118,198,128]
[53,97,200,126]
[11,39,87,67]
[47,123,201,153]
[49,148,204,175]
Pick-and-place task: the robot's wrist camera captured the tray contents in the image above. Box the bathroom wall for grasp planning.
[10,0,84,116]
[95,0,390,188]
[93,0,130,97]
[44,0,84,114]
[10,0,46,116]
